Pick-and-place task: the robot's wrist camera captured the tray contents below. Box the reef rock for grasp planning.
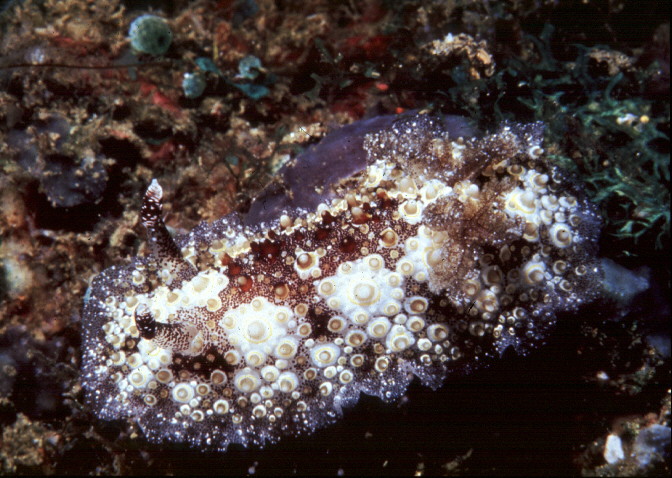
[7,114,108,208]
[81,112,603,450]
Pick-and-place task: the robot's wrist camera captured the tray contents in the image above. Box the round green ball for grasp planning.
[129,15,172,56]
[182,72,207,99]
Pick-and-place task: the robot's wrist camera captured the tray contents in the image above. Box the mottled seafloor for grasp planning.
[0,0,669,475]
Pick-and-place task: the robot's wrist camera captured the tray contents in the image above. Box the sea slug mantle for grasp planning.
[81,112,603,450]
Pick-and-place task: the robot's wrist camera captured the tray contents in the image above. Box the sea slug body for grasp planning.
[81,113,603,450]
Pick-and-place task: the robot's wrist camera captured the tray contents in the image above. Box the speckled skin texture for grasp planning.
[245,113,476,226]
[81,113,602,450]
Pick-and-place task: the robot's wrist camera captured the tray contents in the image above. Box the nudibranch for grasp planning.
[81,113,603,449]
